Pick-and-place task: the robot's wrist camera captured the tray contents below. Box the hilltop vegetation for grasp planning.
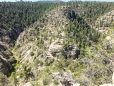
[0,1,114,86]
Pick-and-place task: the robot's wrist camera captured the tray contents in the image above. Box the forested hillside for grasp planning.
[0,1,58,79]
[0,1,114,86]
[0,2,58,29]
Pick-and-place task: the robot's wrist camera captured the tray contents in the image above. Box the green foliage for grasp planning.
[13,58,21,70]
[55,62,63,69]
[30,52,34,56]
[14,63,20,70]
[53,79,59,85]
[39,61,43,66]
[16,44,20,49]
[69,2,114,25]
[34,57,40,66]
[65,12,100,48]
[17,64,33,80]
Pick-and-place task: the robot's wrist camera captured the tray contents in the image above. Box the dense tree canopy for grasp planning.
[0,2,59,32]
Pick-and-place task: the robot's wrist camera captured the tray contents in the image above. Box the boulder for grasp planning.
[48,41,80,59]
[48,40,63,57]
[55,71,80,86]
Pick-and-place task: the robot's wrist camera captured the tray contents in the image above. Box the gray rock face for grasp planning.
[0,49,16,75]
[48,40,63,57]
[54,71,78,86]
[106,36,114,50]
[0,27,24,44]
[49,44,62,57]
[0,27,24,75]
[106,41,112,50]
[0,48,15,75]
[60,75,75,86]
[0,44,6,51]
[0,56,12,75]
[64,45,80,59]
[49,42,80,59]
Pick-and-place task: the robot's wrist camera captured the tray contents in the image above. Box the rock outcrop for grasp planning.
[63,45,80,59]
[0,26,24,75]
[48,40,80,59]
[48,39,63,57]
[0,26,24,44]
[0,57,11,75]
[54,71,80,86]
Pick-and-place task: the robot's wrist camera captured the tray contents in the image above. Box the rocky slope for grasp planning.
[0,2,114,86]
[9,5,114,86]
[0,2,57,77]
[12,6,82,86]
[0,26,24,75]
[95,10,114,33]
